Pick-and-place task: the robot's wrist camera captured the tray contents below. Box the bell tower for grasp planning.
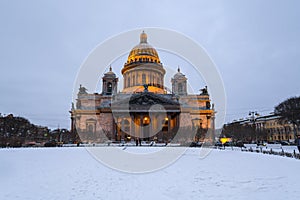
[102,66,118,95]
[171,67,187,96]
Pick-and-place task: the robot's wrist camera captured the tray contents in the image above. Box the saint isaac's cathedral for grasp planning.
[70,32,215,144]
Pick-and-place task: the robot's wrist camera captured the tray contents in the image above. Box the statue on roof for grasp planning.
[143,84,148,92]
[200,86,208,95]
[78,84,88,95]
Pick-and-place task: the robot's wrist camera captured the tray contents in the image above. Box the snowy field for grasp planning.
[1,147,300,200]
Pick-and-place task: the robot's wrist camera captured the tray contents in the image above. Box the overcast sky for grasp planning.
[1,0,299,129]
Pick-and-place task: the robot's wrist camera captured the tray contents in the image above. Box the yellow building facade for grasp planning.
[256,114,299,142]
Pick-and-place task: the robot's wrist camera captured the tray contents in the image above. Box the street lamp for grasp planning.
[249,111,259,143]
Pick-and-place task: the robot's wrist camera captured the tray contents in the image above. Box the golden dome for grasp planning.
[126,31,160,64]
[121,31,165,94]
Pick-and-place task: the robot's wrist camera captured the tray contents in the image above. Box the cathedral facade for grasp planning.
[70,32,215,144]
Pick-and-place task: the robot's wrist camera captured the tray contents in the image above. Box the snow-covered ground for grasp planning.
[1,147,299,200]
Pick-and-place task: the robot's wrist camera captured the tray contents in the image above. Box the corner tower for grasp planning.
[171,67,187,96]
[102,66,118,95]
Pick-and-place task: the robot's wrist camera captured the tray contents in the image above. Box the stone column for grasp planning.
[211,114,215,143]
[121,119,124,140]
[140,115,143,139]
[149,115,153,140]
[167,113,171,134]
[130,117,134,138]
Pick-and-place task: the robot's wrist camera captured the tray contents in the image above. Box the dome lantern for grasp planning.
[140,31,147,43]
[124,31,161,66]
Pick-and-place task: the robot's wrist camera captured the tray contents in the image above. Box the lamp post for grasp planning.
[249,111,259,143]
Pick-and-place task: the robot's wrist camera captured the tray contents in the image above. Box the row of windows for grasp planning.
[266,127,292,134]
[131,49,157,56]
[256,124,300,133]
[272,135,293,140]
[124,73,163,88]
[128,57,159,64]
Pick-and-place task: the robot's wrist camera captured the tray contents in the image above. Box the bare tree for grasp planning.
[275,96,300,139]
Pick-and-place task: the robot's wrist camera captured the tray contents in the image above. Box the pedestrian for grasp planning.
[136,138,139,146]
[296,135,300,152]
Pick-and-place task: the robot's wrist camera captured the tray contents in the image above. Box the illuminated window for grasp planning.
[107,82,112,94]
[143,116,150,125]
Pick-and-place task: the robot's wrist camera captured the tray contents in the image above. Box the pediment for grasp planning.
[129,92,179,106]
[111,92,180,112]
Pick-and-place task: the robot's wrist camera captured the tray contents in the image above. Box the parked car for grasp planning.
[214,141,223,147]
[223,141,234,147]
[44,140,57,147]
[280,141,290,146]
[235,141,244,147]
[267,141,281,144]
[190,142,203,147]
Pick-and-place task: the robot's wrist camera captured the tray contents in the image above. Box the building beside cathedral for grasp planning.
[70,32,215,144]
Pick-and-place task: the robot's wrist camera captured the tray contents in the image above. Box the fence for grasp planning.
[218,145,300,160]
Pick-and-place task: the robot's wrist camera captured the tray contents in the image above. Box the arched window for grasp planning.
[162,118,168,132]
[107,82,112,94]
[88,124,94,133]
[178,83,183,93]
